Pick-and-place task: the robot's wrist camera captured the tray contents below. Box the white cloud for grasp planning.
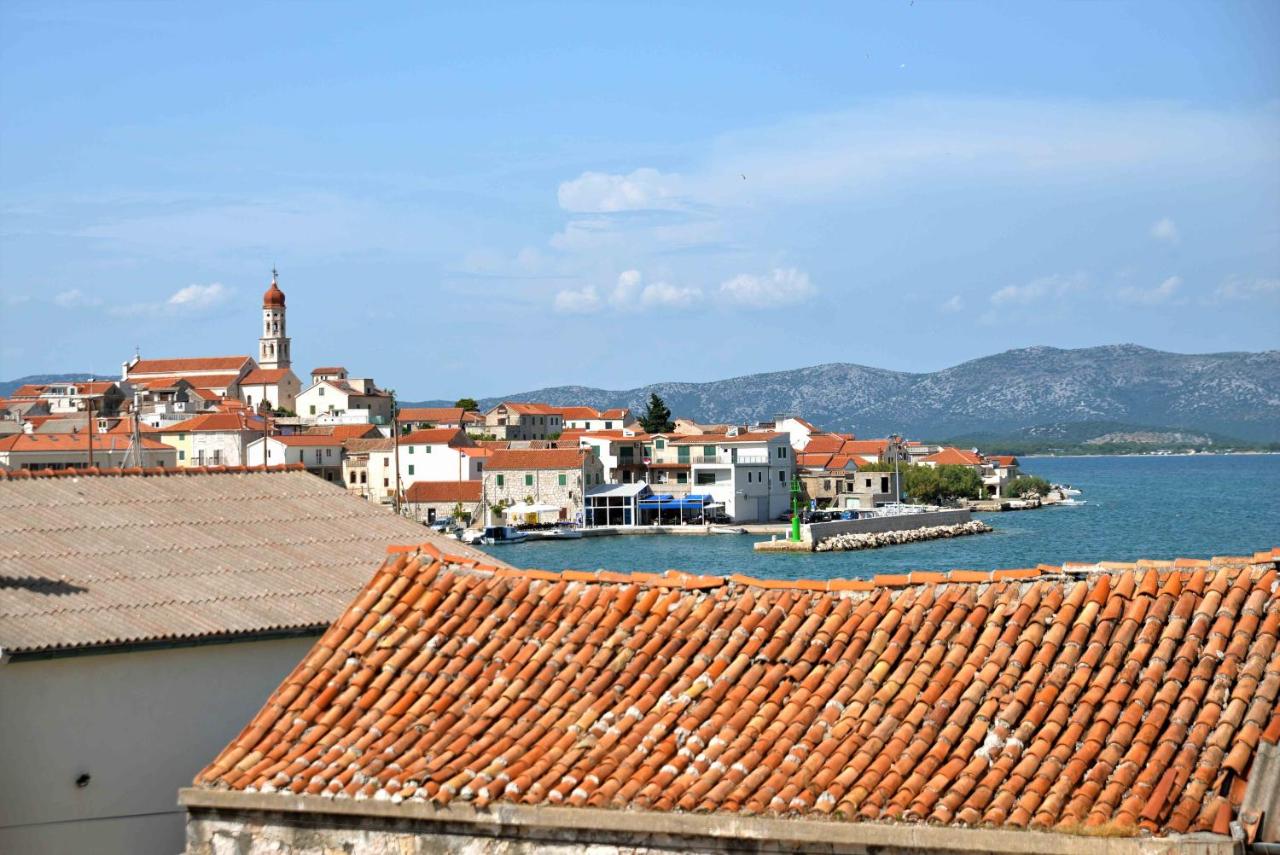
[718,268,815,308]
[1214,276,1280,302]
[641,281,702,308]
[1116,275,1182,306]
[552,285,603,314]
[53,289,102,308]
[1150,217,1179,243]
[553,269,703,313]
[111,282,233,317]
[940,295,964,313]
[990,274,1087,306]
[557,168,683,213]
[167,282,230,309]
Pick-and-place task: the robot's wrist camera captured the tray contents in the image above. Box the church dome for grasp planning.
[263,269,285,308]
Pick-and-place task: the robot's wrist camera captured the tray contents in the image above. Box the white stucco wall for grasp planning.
[0,635,316,855]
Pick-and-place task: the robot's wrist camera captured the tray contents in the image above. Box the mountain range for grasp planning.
[6,346,1278,444]
[409,345,1280,443]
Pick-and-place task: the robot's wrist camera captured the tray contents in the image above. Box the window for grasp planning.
[408,464,415,476]
[426,445,431,452]
[178,433,186,441]
[497,474,505,487]
[314,450,322,464]
[696,472,716,485]
[703,445,716,457]
[384,478,389,488]
[361,472,367,484]
[678,446,690,462]
[179,450,185,461]
[643,445,652,457]
[408,446,414,454]
[778,470,785,483]
[326,448,332,457]
[824,480,831,490]
[349,472,357,484]
[676,472,688,484]
[319,387,325,396]
[865,478,872,488]
[383,457,390,466]
[309,405,316,415]
[524,474,533,486]
[604,421,613,430]
[777,446,788,458]
[655,438,665,450]
[558,474,566,486]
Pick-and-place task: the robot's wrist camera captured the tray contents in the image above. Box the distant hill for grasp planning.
[406,345,1280,442]
[940,421,1278,455]
[0,373,110,397]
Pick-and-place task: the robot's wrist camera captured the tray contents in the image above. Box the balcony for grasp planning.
[692,453,770,465]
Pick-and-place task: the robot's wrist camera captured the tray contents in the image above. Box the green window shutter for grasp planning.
[408,446,414,454]
[408,464,415,476]
[656,438,665,450]
[496,474,504,486]
[558,474,566,486]
[678,446,689,462]
[525,474,533,486]
[703,445,716,457]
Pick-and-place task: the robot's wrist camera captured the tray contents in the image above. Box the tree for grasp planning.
[638,393,674,433]
[1006,475,1052,498]
[901,464,981,504]
[455,397,479,411]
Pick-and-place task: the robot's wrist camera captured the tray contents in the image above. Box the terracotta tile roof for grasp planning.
[0,433,173,452]
[240,368,294,385]
[494,401,561,416]
[269,434,346,447]
[486,448,590,470]
[194,547,1280,841]
[341,438,395,454]
[159,413,266,433]
[599,408,630,419]
[922,447,984,466]
[128,356,253,375]
[990,455,1019,467]
[841,439,893,456]
[404,480,483,503]
[671,431,784,445]
[306,424,382,440]
[398,407,467,424]
[12,380,118,397]
[803,434,847,454]
[0,470,507,656]
[458,446,493,458]
[558,406,601,420]
[311,366,347,375]
[401,428,467,446]
[130,373,244,390]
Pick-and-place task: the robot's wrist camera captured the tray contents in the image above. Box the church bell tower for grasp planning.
[259,268,291,369]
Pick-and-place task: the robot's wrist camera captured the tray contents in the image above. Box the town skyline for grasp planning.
[2,1,1278,391]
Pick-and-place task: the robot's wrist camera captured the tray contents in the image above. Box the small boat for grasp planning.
[480,525,528,545]
[1057,498,1087,507]
[459,529,484,544]
[709,525,747,534]
[540,528,584,540]
[1053,484,1082,496]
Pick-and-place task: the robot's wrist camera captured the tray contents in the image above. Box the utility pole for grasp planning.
[390,390,402,515]
[86,397,95,469]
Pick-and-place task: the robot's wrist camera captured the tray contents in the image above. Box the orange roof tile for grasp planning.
[403,480,482,503]
[0,433,173,452]
[239,368,294,385]
[922,446,984,466]
[159,413,266,433]
[398,407,467,423]
[486,448,591,470]
[194,548,1280,839]
[305,424,382,440]
[128,356,252,375]
[401,427,467,446]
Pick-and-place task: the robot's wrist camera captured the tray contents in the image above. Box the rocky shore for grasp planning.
[815,520,993,552]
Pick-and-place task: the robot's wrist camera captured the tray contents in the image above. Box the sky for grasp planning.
[1,1,1278,399]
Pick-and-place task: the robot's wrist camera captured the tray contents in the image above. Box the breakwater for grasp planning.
[814,520,993,552]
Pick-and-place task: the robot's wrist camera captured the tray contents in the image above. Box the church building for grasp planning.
[238,269,302,413]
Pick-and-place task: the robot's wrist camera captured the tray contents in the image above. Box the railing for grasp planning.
[692,454,770,465]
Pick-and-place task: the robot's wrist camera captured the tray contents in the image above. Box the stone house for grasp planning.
[481,447,603,523]
[403,479,483,524]
[482,401,564,440]
[182,545,1280,854]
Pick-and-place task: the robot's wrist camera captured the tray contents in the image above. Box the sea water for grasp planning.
[478,454,1280,579]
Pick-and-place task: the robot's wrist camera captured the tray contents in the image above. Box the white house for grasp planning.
[672,430,794,522]
[295,368,393,426]
[362,428,482,506]
[246,435,345,482]
[560,406,634,431]
[155,412,267,468]
[0,467,503,855]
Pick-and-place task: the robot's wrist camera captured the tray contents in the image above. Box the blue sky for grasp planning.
[1,1,1277,398]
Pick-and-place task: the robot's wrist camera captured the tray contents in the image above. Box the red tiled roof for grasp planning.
[131,373,244,390]
[486,448,590,470]
[159,413,266,433]
[11,380,118,397]
[404,480,483,503]
[991,455,1019,467]
[558,406,601,420]
[841,439,892,455]
[128,356,252,375]
[802,434,847,454]
[398,407,467,424]
[671,431,784,445]
[194,547,1280,840]
[923,447,984,466]
[495,401,561,416]
[401,428,467,446]
[240,368,294,385]
[311,366,347,375]
[267,435,346,447]
[0,433,173,452]
[600,408,630,419]
[306,424,381,440]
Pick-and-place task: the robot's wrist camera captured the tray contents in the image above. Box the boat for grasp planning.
[1053,483,1082,496]
[539,528,584,540]
[1056,498,1088,507]
[709,525,747,534]
[479,525,528,545]
[459,529,485,544]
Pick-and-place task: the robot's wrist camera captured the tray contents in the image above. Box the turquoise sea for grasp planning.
[479,454,1280,579]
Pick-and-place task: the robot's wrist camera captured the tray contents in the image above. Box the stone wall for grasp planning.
[483,460,604,520]
[806,509,972,543]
